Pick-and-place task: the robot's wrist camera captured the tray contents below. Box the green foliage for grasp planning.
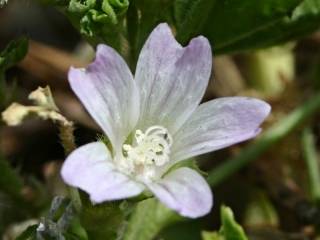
[154,0,320,54]
[202,206,248,240]
[16,196,88,240]
[78,195,134,240]
[132,0,320,57]
[302,127,320,203]
[219,206,248,240]
[0,39,27,222]
[16,225,38,240]
[0,154,23,198]
[38,0,320,59]
[0,37,28,109]
[174,0,216,43]
[123,198,182,240]
[43,0,129,52]
[202,0,302,52]
[128,0,173,64]
[200,0,320,54]
[0,37,28,72]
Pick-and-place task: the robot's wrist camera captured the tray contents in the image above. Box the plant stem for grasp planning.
[58,122,76,156]
[58,120,82,211]
[207,93,320,187]
[302,127,320,203]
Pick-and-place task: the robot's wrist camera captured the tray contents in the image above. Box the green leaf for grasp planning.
[201,0,320,54]
[35,196,88,239]
[202,231,222,240]
[220,206,248,240]
[0,37,28,108]
[129,0,173,64]
[0,154,23,198]
[0,37,28,72]
[15,225,38,240]
[217,0,320,53]
[43,0,129,53]
[79,9,111,37]
[79,196,131,240]
[201,206,248,240]
[68,0,96,14]
[174,0,217,43]
[123,198,183,240]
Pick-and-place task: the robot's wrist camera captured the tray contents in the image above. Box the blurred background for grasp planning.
[0,0,320,239]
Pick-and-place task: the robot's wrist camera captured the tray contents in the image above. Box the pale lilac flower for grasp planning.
[61,23,271,218]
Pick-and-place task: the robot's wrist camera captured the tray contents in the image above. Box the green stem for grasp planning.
[302,127,320,203]
[0,73,6,110]
[207,93,320,187]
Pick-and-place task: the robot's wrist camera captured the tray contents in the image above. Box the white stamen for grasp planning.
[120,125,172,180]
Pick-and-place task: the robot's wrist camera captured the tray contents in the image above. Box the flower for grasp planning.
[61,23,271,218]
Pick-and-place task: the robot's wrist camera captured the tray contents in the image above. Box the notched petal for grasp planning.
[68,44,140,150]
[135,23,212,134]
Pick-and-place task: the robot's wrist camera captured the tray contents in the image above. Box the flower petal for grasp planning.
[147,167,213,218]
[171,97,271,162]
[69,44,140,150]
[61,142,145,203]
[135,23,212,134]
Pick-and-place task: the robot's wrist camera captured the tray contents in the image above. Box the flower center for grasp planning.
[119,126,172,181]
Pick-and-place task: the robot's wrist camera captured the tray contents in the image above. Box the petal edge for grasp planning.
[172,97,271,162]
[147,167,213,218]
[61,142,145,203]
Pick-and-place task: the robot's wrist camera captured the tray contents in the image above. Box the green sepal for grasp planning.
[78,191,135,240]
[103,0,129,19]
[220,206,248,240]
[80,9,112,37]
[123,198,183,240]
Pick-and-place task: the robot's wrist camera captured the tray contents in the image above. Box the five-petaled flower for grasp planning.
[61,23,271,218]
